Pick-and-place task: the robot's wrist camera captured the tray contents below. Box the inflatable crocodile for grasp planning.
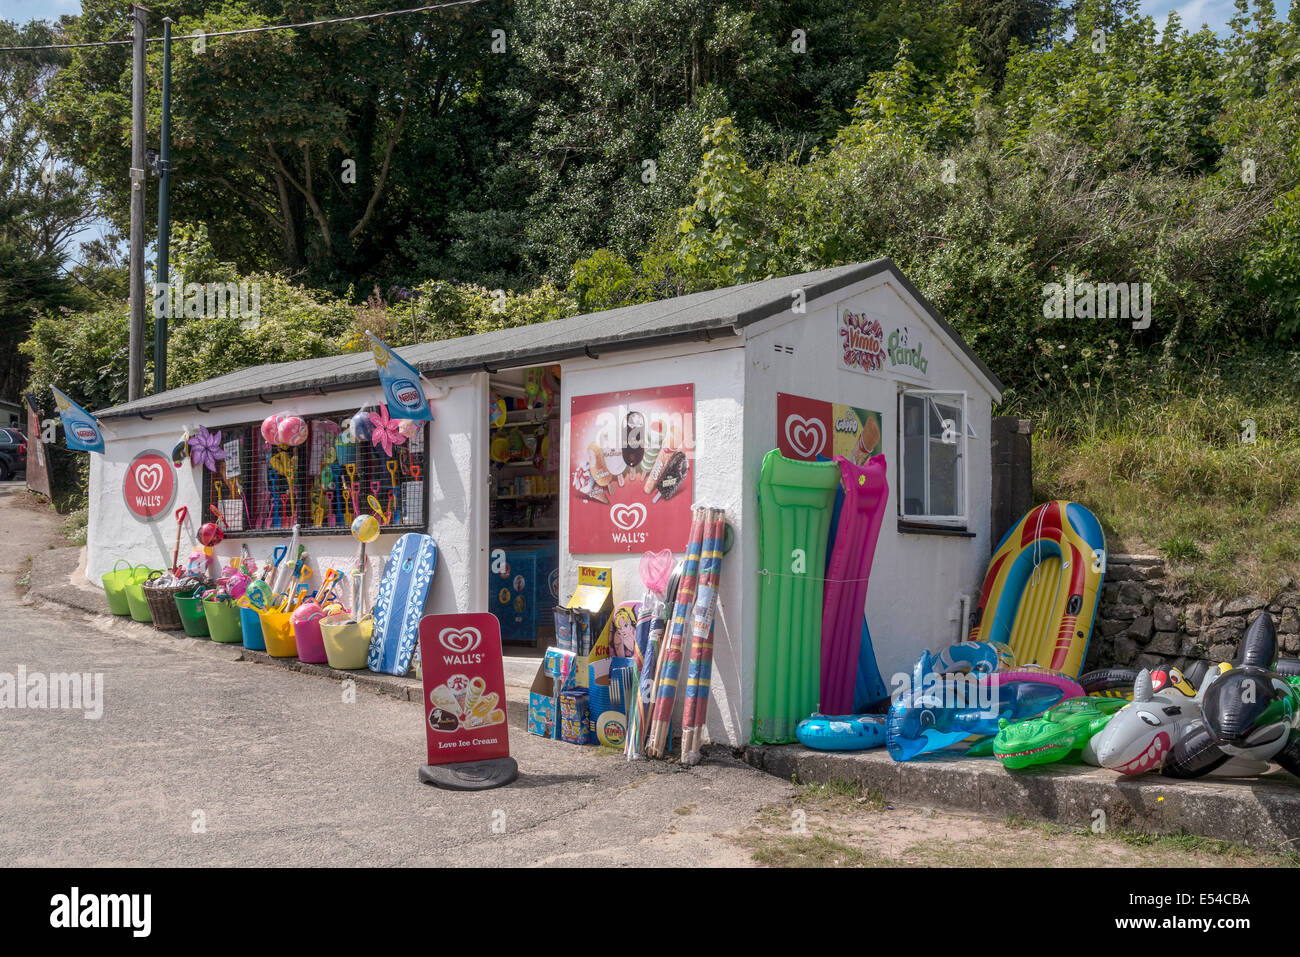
[992,696,1128,769]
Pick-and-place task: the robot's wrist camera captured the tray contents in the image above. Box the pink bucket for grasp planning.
[293,611,329,663]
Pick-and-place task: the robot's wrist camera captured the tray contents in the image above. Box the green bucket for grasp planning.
[202,599,243,643]
[102,560,145,616]
[124,569,164,622]
[174,589,210,638]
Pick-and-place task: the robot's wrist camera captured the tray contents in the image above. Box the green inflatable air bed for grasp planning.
[752,449,841,744]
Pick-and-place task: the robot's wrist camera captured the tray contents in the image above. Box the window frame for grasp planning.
[897,388,970,528]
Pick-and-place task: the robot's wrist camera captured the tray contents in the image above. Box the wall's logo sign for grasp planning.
[609,502,647,532]
[134,463,163,494]
[122,449,175,522]
[438,627,482,655]
[777,393,882,464]
[392,379,423,411]
[783,414,827,459]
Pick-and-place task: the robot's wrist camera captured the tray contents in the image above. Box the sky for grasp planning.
[1,0,1294,33]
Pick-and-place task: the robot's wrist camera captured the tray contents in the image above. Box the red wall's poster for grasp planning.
[569,384,694,554]
[777,393,883,464]
[418,613,511,766]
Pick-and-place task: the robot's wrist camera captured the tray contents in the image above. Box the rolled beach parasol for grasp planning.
[644,505,707,758]
[681,507,726,765]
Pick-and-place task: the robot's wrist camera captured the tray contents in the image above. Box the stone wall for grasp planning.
[1085,554,1300,672]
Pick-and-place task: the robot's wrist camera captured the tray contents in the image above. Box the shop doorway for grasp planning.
[487,365,562,648]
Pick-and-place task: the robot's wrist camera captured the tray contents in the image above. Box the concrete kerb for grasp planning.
[742,743,1300,851]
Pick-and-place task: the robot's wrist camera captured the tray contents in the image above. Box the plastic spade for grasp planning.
[171,507,188,575]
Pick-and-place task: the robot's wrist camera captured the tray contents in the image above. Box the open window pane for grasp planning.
[900,390,967,523]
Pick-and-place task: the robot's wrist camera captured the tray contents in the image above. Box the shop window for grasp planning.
[898,390,971,526]
[200,409,426,537]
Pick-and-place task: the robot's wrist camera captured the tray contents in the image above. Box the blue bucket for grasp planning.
[239,603,266,650]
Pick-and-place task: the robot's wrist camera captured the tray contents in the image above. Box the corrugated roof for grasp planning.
[97,258,1001,419]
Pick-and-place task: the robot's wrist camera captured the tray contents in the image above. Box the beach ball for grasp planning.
[350,513,380,543]
[199,522,224,546]
[351,409,374,442]
[244,580,272,607]
[260,413,284,444]
[277,415,308,447]
[291,601,323,624]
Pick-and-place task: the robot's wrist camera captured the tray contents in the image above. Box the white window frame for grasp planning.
[897,388,971,527]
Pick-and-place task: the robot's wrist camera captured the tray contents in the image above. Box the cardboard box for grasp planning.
[527,648,578,738]
[563,565,614,689]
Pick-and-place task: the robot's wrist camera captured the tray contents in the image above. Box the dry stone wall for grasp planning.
[1085,554,1300,673]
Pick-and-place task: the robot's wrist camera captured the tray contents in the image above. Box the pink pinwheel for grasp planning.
[189,426,227,472]
[368,404,407,458]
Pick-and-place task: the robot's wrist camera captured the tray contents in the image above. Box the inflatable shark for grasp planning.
[1164,613,1300,778]
[1094,614,1297,778]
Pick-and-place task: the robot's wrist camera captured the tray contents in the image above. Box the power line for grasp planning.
[0,0,492,52]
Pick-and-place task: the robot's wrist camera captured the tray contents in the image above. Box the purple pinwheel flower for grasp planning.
[189,426,227,472]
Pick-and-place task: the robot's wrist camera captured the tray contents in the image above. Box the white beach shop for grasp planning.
[90,258,1003,747]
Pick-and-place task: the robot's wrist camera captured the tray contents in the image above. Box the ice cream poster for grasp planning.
[569,384,694,554]
[777,392,882,464]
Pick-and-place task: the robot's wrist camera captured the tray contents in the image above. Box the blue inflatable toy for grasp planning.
[796,713,887,751]
[886,642,1085,761]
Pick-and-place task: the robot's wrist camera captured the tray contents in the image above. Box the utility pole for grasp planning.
[153,16,172,395]
[127,4,148,402]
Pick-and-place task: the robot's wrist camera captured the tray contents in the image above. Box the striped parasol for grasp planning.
[645,505,707,758]
[680,507,726,764]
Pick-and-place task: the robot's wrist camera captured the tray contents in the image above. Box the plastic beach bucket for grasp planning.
[202,599,243,643]
[293,611,329,664]
[124,569,163,622]
[173,589,210,637]
[259,608,297,657]
[321,614,373,670]
[239,602,266,651]
[101,559,140,615]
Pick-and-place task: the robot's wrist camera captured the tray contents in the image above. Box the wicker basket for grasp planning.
[142,577,201,631]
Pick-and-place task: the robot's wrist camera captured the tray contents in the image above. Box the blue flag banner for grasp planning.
[366,331,433,423]
[51,386,105,454]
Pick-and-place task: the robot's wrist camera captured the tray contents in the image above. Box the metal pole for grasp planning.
[154,16,172,395]
[128,4,148,401]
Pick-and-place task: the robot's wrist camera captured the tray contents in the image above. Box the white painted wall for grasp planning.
[86,373,485,619]
[558,339,748,747]
[743,274,998,714]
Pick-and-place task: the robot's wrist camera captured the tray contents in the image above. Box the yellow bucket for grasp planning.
[320,614,374,670]
[258,608,297,658]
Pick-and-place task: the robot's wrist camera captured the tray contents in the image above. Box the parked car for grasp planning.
[0,428,27,480]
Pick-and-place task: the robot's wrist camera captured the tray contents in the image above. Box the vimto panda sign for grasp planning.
[838,306,929,381]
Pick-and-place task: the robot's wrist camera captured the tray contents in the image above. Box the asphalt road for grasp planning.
[0,482,793,866]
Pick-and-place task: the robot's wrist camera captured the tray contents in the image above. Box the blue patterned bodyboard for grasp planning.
[368,533,438,675]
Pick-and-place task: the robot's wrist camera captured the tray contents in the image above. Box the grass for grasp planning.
[749,834,883,867]
[1023,349,1300,599]
[60,507,88,547]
